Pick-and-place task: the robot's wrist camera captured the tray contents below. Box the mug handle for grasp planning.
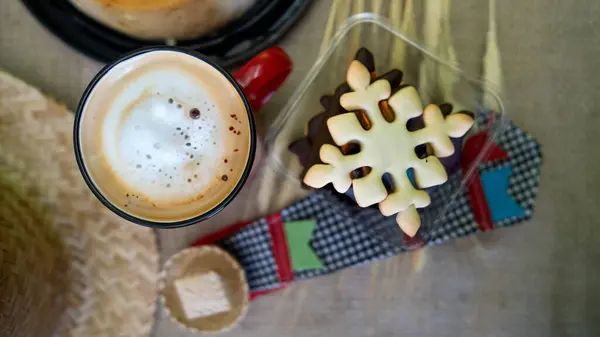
[232,47,293,113]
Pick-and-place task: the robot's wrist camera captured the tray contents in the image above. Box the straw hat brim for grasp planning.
[0,70,160,337]
[0,176,69,337]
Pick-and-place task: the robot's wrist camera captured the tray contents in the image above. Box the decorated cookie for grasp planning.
[409,103,474,175]
[289,48,474,236]
[289,49,465,186]
[289,48,408,195]
[299,50,473,236]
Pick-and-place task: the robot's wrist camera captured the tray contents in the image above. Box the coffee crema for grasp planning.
[77,50,253,223]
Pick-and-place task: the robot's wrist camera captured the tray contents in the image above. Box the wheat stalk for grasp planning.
[483,0,503,112]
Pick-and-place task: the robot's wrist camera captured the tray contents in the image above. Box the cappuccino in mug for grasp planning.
[76,49,256,225]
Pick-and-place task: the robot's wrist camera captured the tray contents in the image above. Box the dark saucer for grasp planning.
[21,0,312,68]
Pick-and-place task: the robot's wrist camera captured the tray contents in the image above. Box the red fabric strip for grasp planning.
[267,213,294,284]
[461,131,508,232]
[465,169,493,231]
[250,284,288,301]
[190,220,254,246]
[403,233,426,249]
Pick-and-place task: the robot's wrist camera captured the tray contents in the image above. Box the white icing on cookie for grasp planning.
[303,60,474,236]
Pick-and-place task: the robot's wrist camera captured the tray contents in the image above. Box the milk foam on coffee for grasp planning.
[78,50,253,222]
[102,69,224,205]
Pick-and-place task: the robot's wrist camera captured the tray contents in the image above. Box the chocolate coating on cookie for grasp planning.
[439,103,454,117]
[355,48,375,73]
[292,83,352,183]
[319,95,333,110]
[375,69,403,89]
[306,113,327,139]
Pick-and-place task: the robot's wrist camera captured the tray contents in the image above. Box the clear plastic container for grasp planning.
[264,13,507,247]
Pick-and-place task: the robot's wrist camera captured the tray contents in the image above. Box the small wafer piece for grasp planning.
[173,271,231,320]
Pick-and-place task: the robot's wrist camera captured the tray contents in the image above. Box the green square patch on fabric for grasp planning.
[283,220,323,270]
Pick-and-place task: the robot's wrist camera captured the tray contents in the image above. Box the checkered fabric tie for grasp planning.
[192,120,542,298]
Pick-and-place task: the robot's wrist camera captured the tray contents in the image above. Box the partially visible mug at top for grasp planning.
[74,46,292,228]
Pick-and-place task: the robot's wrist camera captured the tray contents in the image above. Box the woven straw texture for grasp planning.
[160,246,249,334]
[0,177,68,337]
[0,70,159,337]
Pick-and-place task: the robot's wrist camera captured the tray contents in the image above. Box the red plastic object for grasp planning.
[233,47,293,112]
[190,220,254,247]
[249,285,288,301]
[461,131,509,231]
[266,213,294,284]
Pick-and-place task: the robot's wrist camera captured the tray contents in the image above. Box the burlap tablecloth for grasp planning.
[1,0,599,336]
